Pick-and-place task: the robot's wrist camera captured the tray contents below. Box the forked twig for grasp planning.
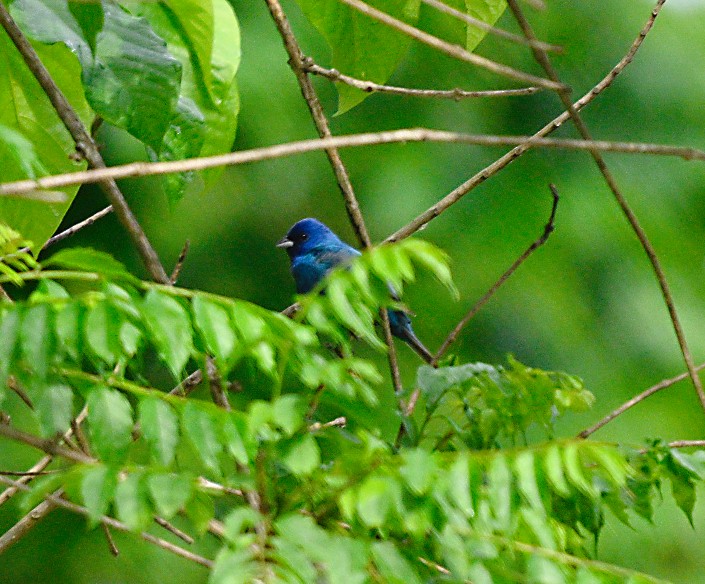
[385,0,668,243]
[433,185,559,363]
[41,206,113,252]
[170,240,190,285]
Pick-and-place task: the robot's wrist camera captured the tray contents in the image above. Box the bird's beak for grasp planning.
[276,237,293,249]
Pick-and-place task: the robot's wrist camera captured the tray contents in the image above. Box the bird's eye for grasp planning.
[300,233,308,240]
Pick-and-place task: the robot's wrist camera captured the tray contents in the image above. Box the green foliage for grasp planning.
[1,0,240,243]
[0,243,700,583]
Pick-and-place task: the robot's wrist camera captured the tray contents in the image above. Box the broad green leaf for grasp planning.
[527,555,565,584]
[84,301,123,366]
[294,0,421,113]
[514,451,544,512]
[356,476,398,528]
[371,541,423,584]
[0,20,91,252]
[0,124,49,184]
[36,384,73,437]
[87,386,134,462]
[221,413,251,465]
[84,3,181,150]
[222,507,260,543]
[447,453,473,515]
[147,472,193,518]
[138,397,179,467]
[80,465,117,528]
[45,247,136,281]
[20,303,54,378]
[142,290,194,378]
[182,402,223,474]
[400,448,436,495]
[272,394,307,437]
[543,444,571,497]
[193,296,237,373]
[282,434,321,476]
[563,443,597,498]
[419,0,506,52]
[487,455,511,530]
[210,548,255,584]
[115,472,152,531]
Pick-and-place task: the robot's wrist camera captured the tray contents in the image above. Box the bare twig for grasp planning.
[170,240,190,285]
[0,423,94,465]
[433,185,559,362]
[263,0,371,249]
[308,417,347,432]
[101,523,120,556]
[421,0,561,53]
[7,377,33,409]
[668,440,705,449]
[2,131,703,199]
[169,369,203,397]
[206,356,230,411]
[0,477,213,567]
[379,309,403,395]
[385,0,668,243]
[0,4,169,284]
[304,60,542,99]
[0,497,57,554]
[153,516,194,545]
[336,0,565,91]
[578,362,705,439]
[40,206,113,252]
[508,0,705,412]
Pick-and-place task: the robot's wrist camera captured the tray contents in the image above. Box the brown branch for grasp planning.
[153,516,194,545]
[0,4,169,284]
[578,362,705,439]
[380,309,403,396]
[169,369,203,397]
[2,131,703,199]
[385,0,667,243]
[101,523,120,556]
[0,497,57,554]
[263,0,371,249]
[205,356,230,411]
[169,240,190,285]
[433,185,559,362]
[508,0,705,412]
[308,417,347,432]
[304,60,542,99]
[421,0,561,53]
[0,477,213,567]
[0,423,95,465]
[40,206,113,252]
[668,440,705,449]
[336,0,565,91]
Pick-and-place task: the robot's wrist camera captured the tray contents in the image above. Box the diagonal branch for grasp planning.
[433,185,559,363]
[506,0,705,411]
[385,0,668,243]
[336,0,565,91]
[0,3,169,284]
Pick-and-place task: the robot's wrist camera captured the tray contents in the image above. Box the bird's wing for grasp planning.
[316,245,360,271]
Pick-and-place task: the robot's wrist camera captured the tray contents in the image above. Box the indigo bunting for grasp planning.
[277,218,433,363]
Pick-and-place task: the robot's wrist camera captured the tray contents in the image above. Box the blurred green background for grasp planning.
[2,0,705,581]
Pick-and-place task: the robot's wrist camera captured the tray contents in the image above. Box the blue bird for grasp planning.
[277,218,433,363]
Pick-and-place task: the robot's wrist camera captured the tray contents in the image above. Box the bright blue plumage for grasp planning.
[277,218,433,363]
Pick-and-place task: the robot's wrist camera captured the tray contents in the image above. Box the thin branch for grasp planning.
[508,0,705,413]
[263,0,371,249]
[0,423,94,464]
[0,496,57,554]
[170,240,190,285]
[205,356,230,411]
[421,0,561,53]
[153,516,194,545]
[304,59,542,99]
[380,309,403,396]
[101,523,120,556]
[385,0,667,243]
[336,0,565,91]
[308,417,347,432]
[433,185,559,362]
[2,130,703,199]
[0,4,169,284]
[40,206,113,252]
[169,369,203,397]
[0,477,213,567]
[668,440,705,449]
[578,362,705,439]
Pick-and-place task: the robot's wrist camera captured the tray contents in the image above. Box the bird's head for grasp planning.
[276,218,340,258]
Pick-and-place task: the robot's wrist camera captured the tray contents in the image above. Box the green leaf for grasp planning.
[272,394,307,437]
[0,21,91,251]
[84,3,181,150]
[514,451,544,512]
[400,448,436,495]
[45,247,135,281]
[222,507,260,543]
[282,434,321,476]
[20,303,54,378]
[36,384,73,437]
[87,386,134,462]
[294,0,421,113]
[487,455,511,530]
[142,290,194,378]
[80,465,117,528]
[182,402,223,474]
[221,413,251,465]
[0,308,20,388]
[138,397,179,467]
[210,548,255,584]
[115,472,152,531]
[543,444,571,497]
[147,472,193,518]
[356,476,400,528]
[84,301,123,366]
[371,541,423,584]
[193,296,237,373]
